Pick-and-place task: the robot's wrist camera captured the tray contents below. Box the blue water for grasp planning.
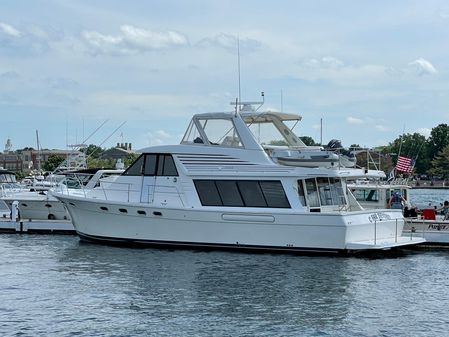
[1,189,449,337]
[409,188,449,209]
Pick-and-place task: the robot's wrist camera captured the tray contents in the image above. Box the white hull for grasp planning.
[3,197,69,220]
[58,195,422,253]
[404,219,449,245]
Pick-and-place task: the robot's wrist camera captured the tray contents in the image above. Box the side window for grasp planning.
[123,155,144,176]
[194,180,290,208]
[237,181,267,207]
[158,155,178,176]
[317,177,332,206]
[297,180,307,206]
[305,178,320,207]
[259,181,290,208]
[216,181,244,206]
[144,155,157,176]
[194,180,222,206]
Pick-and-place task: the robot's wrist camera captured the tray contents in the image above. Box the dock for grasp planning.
[0,218,76,234]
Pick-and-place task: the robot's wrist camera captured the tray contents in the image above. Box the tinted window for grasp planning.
[123,155,144,176]
[237,181,267,207]
[161,155,178,176]
[144,155,157,176]
[216,180,244,206]
[259,181,290,208]
[194,179,290,208]
[194,180,222,206]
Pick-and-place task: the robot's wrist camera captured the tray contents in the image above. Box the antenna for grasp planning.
[320,118,323,145]
[237,37,241,103]
[280,90,283,113]
[36,130,41,171]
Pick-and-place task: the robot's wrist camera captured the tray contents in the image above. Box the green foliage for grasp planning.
[427,124,449,163]
[124,153,139,168]
[43,154,65,172]
[269,136,318,147]
[428,144,449,179]
[384,132,428,173]
[269,140,288,146]
[82,144,104,159]
[300,136,318,146]
[87,157,115,169]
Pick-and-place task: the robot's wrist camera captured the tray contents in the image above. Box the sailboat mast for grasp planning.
[36,130,41,172]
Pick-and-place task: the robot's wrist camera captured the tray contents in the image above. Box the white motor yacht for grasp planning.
[2,168,123,220]
[51,110,425,253]
[0,169,21,217]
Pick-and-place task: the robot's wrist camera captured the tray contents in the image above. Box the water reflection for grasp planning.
[3,234,448,337]
[57,242,359,335]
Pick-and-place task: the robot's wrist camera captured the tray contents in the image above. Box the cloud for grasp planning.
[0,22,21,37]
[82,25,188,55]
[0,71,20,80]
[375,125,389,132]
[416,127,431,138]
[297,56,389,84]
[408,58,437,76]
[0,23,55,55]
[44,77,80,90]
[197,33,261,52]
[301,56,344,69]
[347,117,364,124]
[143,129,178,146]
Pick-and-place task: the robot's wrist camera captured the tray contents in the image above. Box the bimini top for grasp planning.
[180,111,265,151]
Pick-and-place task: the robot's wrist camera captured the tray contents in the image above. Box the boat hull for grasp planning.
[3,197,69,220]
[56,194,423,253]
[403,218,449,245]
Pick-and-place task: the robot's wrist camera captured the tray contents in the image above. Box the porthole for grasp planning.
[45,204,52,208]
[100,206,108,211]
[153,211,162,216]
[69,202,75,206]
[119,208,128,213]
[137,210,146,215]
[22,203,28,207]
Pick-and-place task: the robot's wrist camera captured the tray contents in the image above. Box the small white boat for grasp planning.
[51,109,424,254]
[402,206,449,245]
[347,178,449,245]
[2,168,123,220]
[240,107,356,168]
[347,179,411,210]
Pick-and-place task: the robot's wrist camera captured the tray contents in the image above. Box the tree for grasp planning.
[427,123,449,163]
[43,154,65,172]
[269,140,288,146]
[124,153,139,168]
[428,144,449,179]
[300,136,318,146]
[384,132,428,174]
[82,144,104,159]
[87,157,115,169]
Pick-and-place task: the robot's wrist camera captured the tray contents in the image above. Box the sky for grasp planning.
[1,0,448,152]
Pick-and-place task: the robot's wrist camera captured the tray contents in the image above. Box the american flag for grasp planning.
[396,155,415,173]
